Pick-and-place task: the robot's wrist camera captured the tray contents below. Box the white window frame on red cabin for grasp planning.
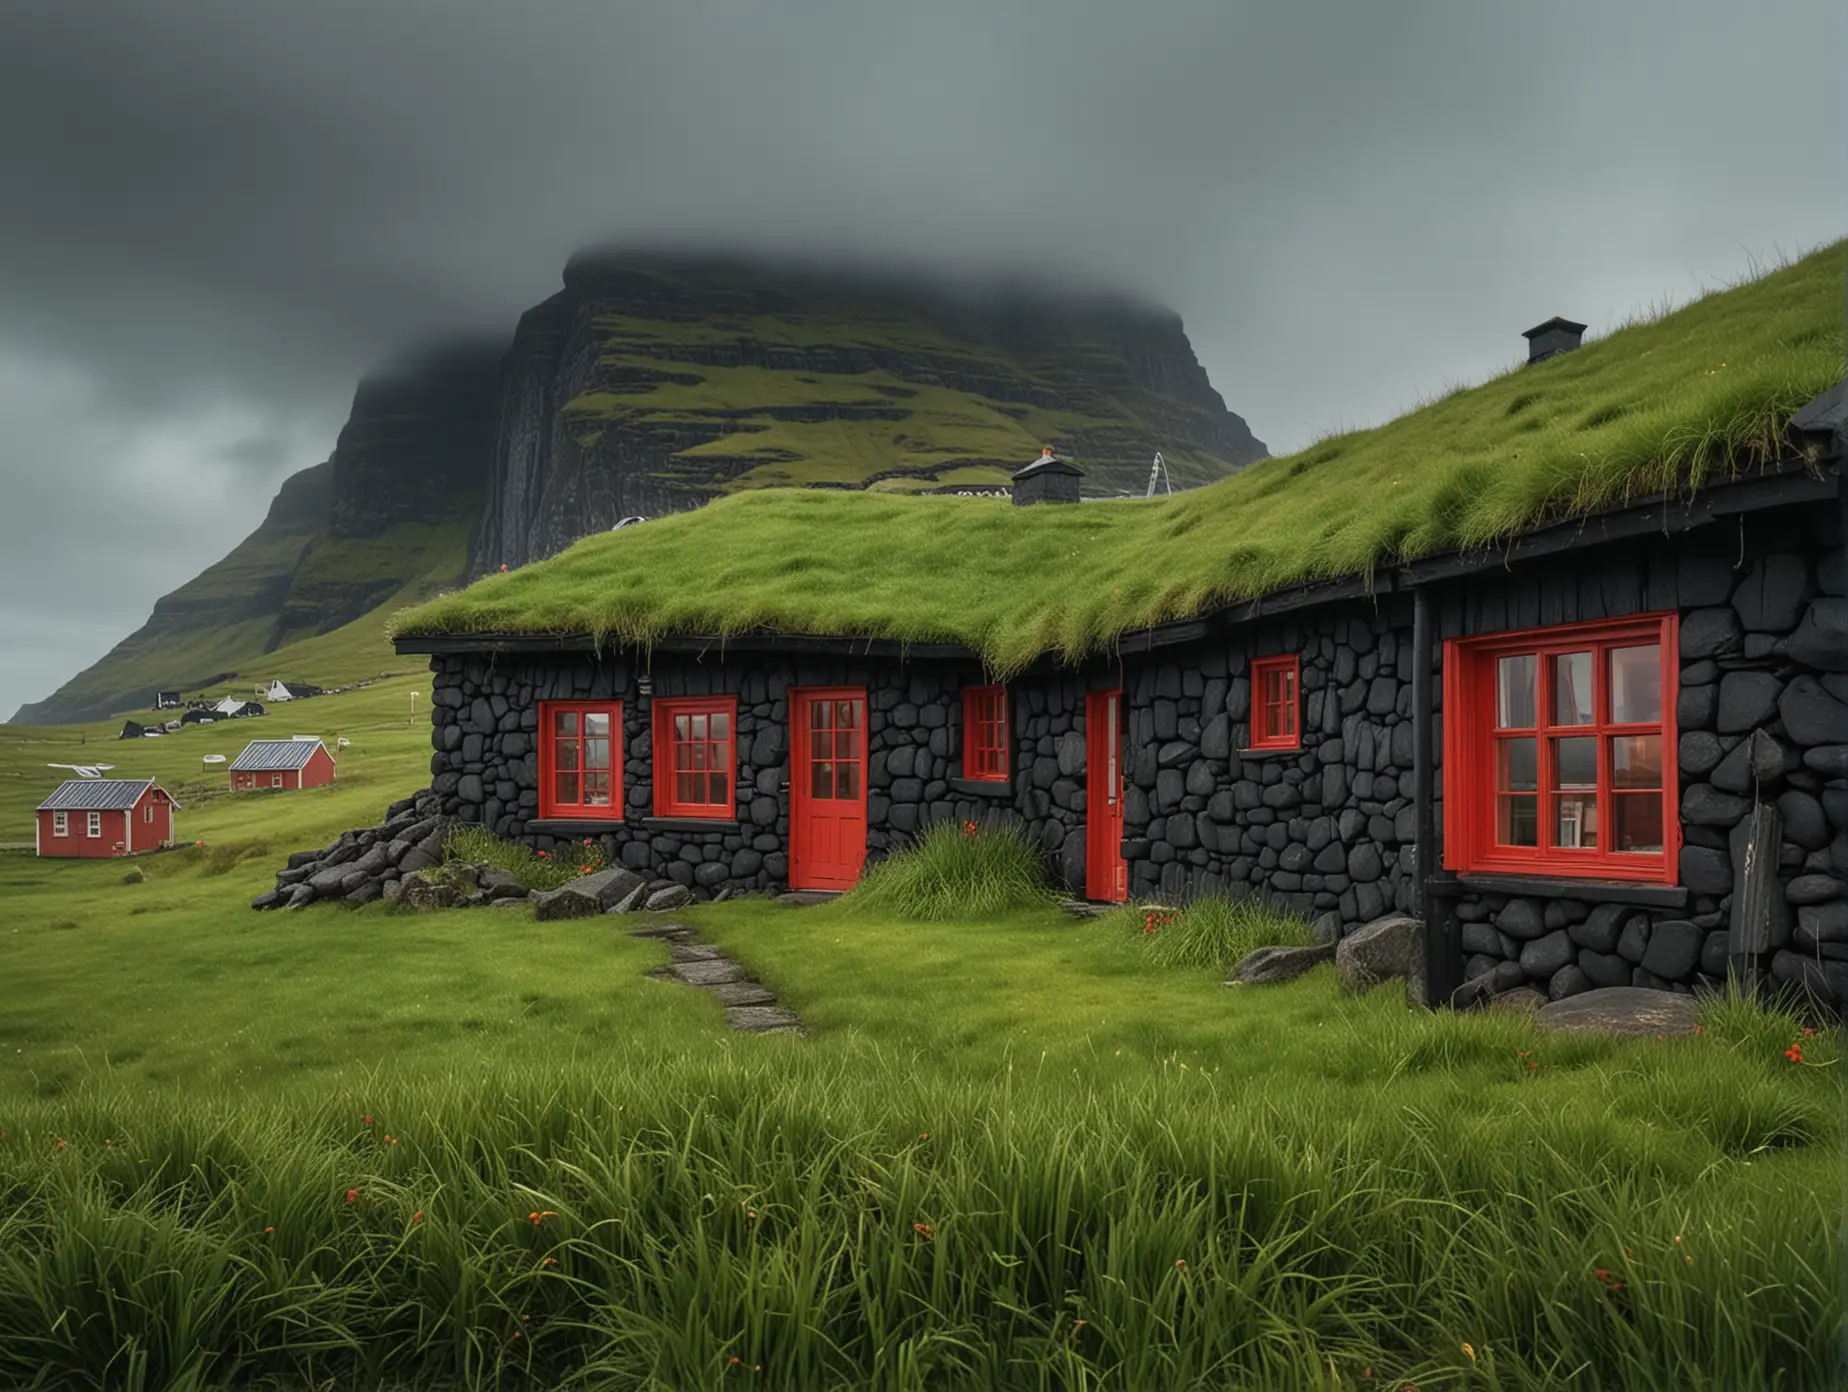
[272,773,283,789]
[87,811,101,838]
[52,811,67,837]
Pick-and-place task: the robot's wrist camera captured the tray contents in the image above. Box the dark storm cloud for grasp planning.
[0,0,1842,716]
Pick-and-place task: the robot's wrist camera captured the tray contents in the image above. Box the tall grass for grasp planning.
[845,820,1056,920]
[1100,894,1316,972]
[442,825,605,891]
[0,1017,1836,1390]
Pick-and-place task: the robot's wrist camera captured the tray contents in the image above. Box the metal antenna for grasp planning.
[1145,451,1173,498]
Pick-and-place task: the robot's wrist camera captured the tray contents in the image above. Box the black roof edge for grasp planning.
[395,456,1839,666]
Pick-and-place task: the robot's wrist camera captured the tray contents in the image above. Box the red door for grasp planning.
[1085,689,1128,902]
[790,688,868,890]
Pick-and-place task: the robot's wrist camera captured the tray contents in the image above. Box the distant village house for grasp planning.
[36,780,178,858]
[229,738,336,791]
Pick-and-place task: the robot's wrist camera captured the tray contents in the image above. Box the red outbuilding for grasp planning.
[229,738,337,792]
[36,779,179,858]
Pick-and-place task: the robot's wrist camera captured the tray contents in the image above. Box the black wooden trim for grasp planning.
[1413,584,1456,1008]
[1445,873,1690,910]
[395,460,1839,661]
[640,815,750,834]
[948,777,1015,799]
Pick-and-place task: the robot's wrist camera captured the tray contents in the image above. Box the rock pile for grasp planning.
[251,790,451,909]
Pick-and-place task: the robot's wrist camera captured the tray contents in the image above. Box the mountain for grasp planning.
[12,252,1264,725]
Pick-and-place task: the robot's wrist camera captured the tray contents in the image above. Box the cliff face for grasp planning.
[11,345,496,725]
[470,253,1265,572]
[15,251,1264,725]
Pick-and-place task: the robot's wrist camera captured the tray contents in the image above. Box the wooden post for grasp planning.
[1727,801,1786,992]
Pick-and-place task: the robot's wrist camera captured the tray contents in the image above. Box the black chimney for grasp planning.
[1522,316,1587,365]
[1010,446,1083,505]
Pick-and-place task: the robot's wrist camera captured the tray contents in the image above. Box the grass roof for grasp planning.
[394,242,1845,675]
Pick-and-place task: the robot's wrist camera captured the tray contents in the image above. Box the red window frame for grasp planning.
[962,685,1010,781]
[652,696,738,818]
[538,700,624,820]
[1443,613,1679,884]
[1248,654,1301,751]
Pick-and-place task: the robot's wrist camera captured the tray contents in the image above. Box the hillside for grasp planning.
[13,253,1261,727]
[469,252,1265,571]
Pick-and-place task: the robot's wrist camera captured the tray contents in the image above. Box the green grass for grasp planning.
[0,873,1837,1387]
[1100,894,1316,972]
[396,241,1846,676]
[441,824,610,892]
[843,820,1058,921]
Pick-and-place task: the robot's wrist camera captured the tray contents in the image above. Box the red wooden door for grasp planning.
[1086,689,1128,902]
[790,688,868,890]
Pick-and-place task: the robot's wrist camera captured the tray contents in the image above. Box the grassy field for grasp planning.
[0,729,1840,1387]
[397,240,1846,675]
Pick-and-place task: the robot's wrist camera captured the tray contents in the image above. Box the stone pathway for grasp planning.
[633,922,807,1035]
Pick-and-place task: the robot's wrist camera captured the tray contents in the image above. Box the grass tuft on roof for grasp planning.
[394,242,1845,675]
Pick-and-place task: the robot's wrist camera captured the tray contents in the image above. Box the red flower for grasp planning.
[412,1210,423,1223]
[54,1139,65,1151]
[362,1113,373,1127]
[913,1222,932,1238]
[1785,1044,1804,1063]
[346,1189,359,1204]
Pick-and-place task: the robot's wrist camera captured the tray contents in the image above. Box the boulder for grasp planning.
[561,865,649,909]
[1310,910,1342,945]
[398,878,462,911]
[1716,672,1783,734]
[1495,898,1546,941]
[1786,875,1844,906]
[1226,941,1337,985]
[1578,949,1633,989]
[531,884,603,921]
[1569,904,1628,953]
[1536,986,1701,1037]
[1779,677,1848,747]
[284,883,315,909]
[1489,986,1548,1014]
[1334,913,1421,992]
[606,882,650,914]
[1518,929,1574,980]
[1638,919,1703,980]
[397,847,439,874]
[249,889,282,910]
[647,884,696,912]
[1785,598,1848,671]
[307,864,354,895]
[345,881,383,906]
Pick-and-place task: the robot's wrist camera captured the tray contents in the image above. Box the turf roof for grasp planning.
[395,242,1845,676]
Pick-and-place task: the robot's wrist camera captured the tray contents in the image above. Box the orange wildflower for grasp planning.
[529,1210,557,1226]
[1785,1043,1805,1063]
[346,1189,359,1204]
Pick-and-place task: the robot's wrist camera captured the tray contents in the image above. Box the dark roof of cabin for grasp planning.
[230,739,327,771]
[1523,316,1589,338]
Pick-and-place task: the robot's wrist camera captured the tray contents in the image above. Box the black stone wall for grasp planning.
[419,501,1846,1011]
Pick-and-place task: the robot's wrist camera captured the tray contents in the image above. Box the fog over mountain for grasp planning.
[1,0,1843,718]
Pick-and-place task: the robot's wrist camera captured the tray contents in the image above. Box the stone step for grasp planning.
[665,959,749,987]
[627,922,696,939]
[666,941,725,962]
[773,891,842,908]
[1059,899,1116,920]
[707,980,777,1007]
[724,1005,806,1034]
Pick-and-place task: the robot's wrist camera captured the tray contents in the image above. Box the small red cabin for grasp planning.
[36,779,179,858]
[229,738,337,792]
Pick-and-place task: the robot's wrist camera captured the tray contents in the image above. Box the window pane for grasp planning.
[1612,735,1661,790]
[837,700,858,728]
[583,771,610,805]
[690,741,707,770]
[1553,736,1597,790]
[835,730,856,760]
[585,712,610,737]
[1497,737,1537,791]
[811,702,828,730]
[555,711,578,737]
[707,773,728,805]
[1551,652,1594,725]
[676,773,694,804]
[811,762,833,798]
[1613,793,1664,853]
[555,771,579,805]
[1553,793,1598,850]
[675,715,690,741]
[555,738,579,771]
[1497,655,1536,728]
[675,743,691,770]
[690,714,707,740]
[712,713,729,741]
[837,762,860,798]
[1610,645,1661,723]
[585,737,609,770]
[1497,795,1538,847]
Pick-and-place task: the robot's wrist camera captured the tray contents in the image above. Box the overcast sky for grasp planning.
[1,0,1842,718]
